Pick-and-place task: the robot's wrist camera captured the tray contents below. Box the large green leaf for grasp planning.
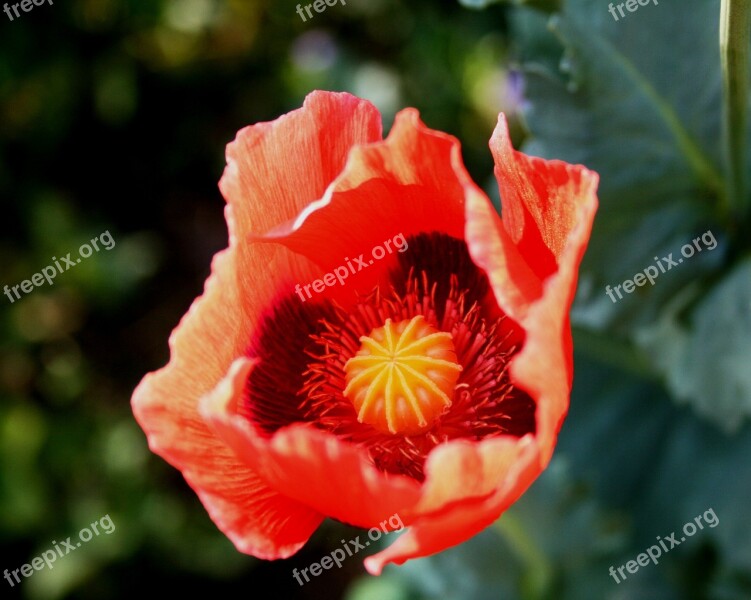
[637,258,751,431]
[512,0,751,426]
[372,528,523,600]
[563,356,751,586]
[515,0,728,328]
[517,0,726,198]
[459,0,559,11]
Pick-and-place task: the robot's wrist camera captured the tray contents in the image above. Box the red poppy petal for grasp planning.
[201,358,423,529]
[409,434,534,517]
[220,90,383,245]
[512,212,597,464]
[133,254,323,559]
[258,109,471,286]
[488,114,599,294]
[133,92,384,557]
[190,465,324,559]
[220,91,385,317]
[364,114,598,572]
[465,183,544,322]
[486,115,598,463]
[365,437,540,575]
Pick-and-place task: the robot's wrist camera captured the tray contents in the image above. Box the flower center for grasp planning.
[343,315,462,435]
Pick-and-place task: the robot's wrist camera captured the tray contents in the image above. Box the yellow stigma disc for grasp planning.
[343,315,462,435]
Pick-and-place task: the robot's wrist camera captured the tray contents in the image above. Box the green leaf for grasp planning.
[637,258,751,432]
[635,413,751,575]
[459,0,559,11]
[561,354,677,508]
[512,0,751,425]
[379,527,522,600]
[517,0,726,200]
[564,356,751,582]
[514,0,729,330]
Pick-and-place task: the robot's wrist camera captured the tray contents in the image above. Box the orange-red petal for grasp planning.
[201,358,423,529]
[132,91,386,558]
[255,109,471,299]
[366,436,540,574]
[486,115,598,462]
[365,114,598,571]
[133,92,598,570]
[132,249,324,558]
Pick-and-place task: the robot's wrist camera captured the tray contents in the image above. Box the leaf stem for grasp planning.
[720,0,751,220]
[494,512,554,597]
[572,327,658,381]
[521,0,561,12]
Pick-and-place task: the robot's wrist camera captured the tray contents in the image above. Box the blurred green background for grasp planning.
[1,0,750,598]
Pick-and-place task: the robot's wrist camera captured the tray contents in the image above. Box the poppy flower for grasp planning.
[131,91,598,574]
